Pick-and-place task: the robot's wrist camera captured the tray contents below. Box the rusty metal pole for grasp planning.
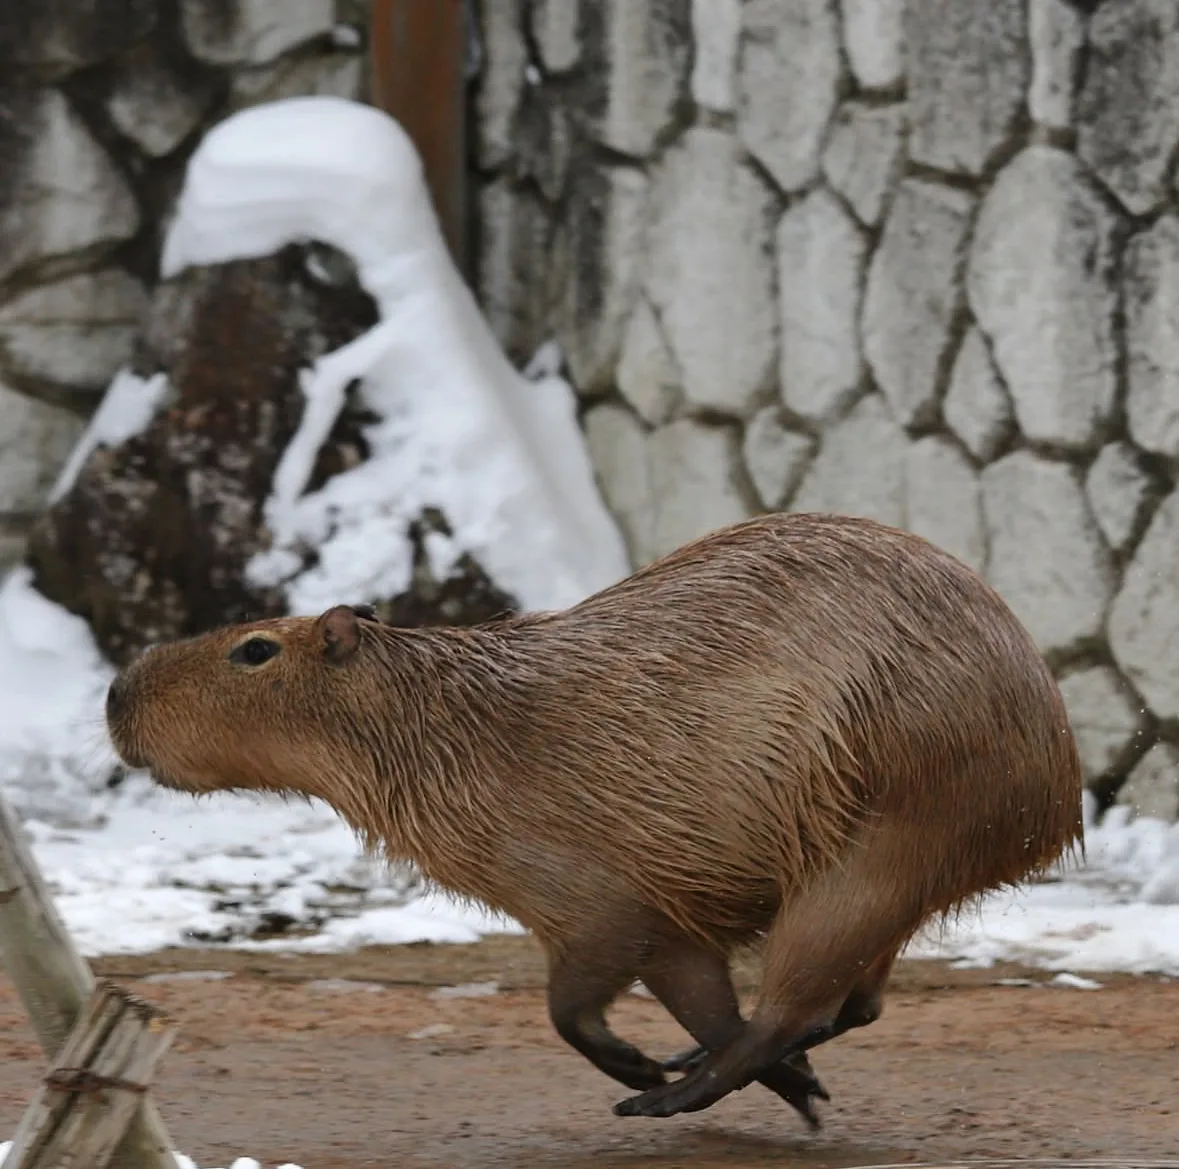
[370,0,472,278]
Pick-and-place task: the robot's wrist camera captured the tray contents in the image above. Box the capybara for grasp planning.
[104,512,1084,1126]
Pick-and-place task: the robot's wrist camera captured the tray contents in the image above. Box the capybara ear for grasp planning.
[316,605,361,665]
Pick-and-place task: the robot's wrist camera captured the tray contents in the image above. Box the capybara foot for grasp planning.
[613,1065,732,1118]
[662,1044,828,1126]
[599,1046,668,1092]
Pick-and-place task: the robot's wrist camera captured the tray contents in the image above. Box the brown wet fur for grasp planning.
[105,513,1084,1128]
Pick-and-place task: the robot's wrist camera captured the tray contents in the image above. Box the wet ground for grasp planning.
[0,935,1175,1169]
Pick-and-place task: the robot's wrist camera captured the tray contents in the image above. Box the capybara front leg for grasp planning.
[639,939,829,1131]
[616,832,924,1119]
[546,946,667,1092]
[662,945,895,1073]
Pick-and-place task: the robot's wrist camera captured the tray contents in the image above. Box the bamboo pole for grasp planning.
[0,791,180,1169]
[6,982,177,1169]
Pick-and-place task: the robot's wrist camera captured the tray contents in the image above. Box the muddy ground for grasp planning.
[0,935,1175,1169]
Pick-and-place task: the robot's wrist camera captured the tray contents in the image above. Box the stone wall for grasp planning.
[472,0,1179,820]
[0,0,369,568]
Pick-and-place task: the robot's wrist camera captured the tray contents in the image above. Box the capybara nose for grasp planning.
[105,674,128,725]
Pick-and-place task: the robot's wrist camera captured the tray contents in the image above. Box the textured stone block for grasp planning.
[181,0,335,65]
[645,127,777,418]
[617,297,681,426]
[1058,666,1147,788]
[863,179,975,430]
[0,88,140,284]
[982,451,1114,659]
[583,402,652,567]
[647,420,750,561]
[0,269,148,393]
[1116,744,1179,823]
[968,146,1119,452]
[737,0,840,194]
[1029,0,1087,131]
[690,0,741,112]
[906,0,1028,177]
[0,382,85,514]
[1077,0,1179,216]
[777,188,867,425]
[1125,215,1179,459]
[1109,488,1179,722]
[821,101,906,227]
[904,436,985,573]
[840,0,903,90]
[791,394,907,528]
[742,407,813,510]
[1085,442,1156,556]
[0,0,155,70]
[942,328,1014,464]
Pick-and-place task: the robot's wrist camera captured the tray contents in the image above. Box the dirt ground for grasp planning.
[0,936,1175,1169]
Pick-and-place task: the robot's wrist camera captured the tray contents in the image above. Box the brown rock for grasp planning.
[26,245,522,680]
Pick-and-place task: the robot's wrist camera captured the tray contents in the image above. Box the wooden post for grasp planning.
[6,983,177,1169]
[370,0,471,276]
[0,792,180,1169]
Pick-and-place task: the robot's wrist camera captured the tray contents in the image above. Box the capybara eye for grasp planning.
[229,637,281,668]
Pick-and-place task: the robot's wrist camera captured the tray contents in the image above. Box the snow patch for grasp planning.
[49,370,169,504]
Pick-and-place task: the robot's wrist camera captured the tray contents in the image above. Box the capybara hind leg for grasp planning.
[615,834,924,1119]
[640,939,829,1131]
[662,945,895,1074]
[546,947,666,1092]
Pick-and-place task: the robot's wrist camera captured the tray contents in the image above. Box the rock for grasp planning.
[1109,488,1179,722]
[476,179,555,365]
[791,394,907,528]
[0,0,155,71]
[1028,0,1087,131]
[617,297,681,426]
[1124,215,1179,459]
[967,146,1119,452]
[0,88,140,285]
[0,382,85,515]
[737,0,841,194]
[107,43,220,158]
[475,0,527,168]
[181,0,335,65]
[1086,442,1156,556]
[776,188,867,425]
[862,179,975,430]
[0,269,148,393]
[227,51,365,113]
[942,327,1015,464]
[742,407,814,509]
[1058,666,1147,788]
[647,419,750,561]
[591,0,692,158]
[529,0,581,74]
[821,101,906,227]
[691,0,741,112]
[1116,744,1179,823]
[906,0,1028,177]
[904,436,985,573]
[554,164,649,392]
[26,244,383,667]
[981,451,1114,659]
[645,127,777,418]
[1077,0,1179,216]
[515,88,574,202]
[840,0,904,90]
[583,402,651,566]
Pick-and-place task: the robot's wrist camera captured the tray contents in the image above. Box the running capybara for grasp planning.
[104,512,1084,1126]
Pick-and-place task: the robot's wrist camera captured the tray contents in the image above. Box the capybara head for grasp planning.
[105,604,379,799]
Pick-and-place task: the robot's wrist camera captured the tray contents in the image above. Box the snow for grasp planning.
[160,95,630,617]
[0,94,1176,992]
[0,1148,303,1169]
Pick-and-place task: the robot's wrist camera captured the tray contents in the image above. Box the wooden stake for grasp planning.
[0,792,180,1169]
[5,982,177,1169]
